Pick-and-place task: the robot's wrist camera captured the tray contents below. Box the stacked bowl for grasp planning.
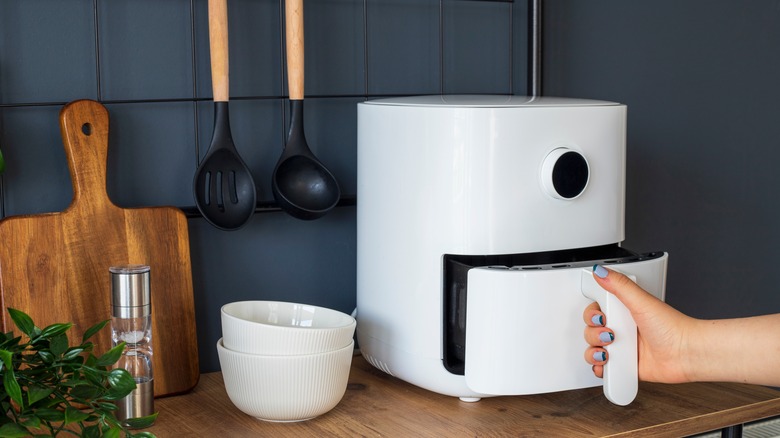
[217,301,356,422]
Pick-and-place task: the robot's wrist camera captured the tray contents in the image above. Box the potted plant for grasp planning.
[0,308,157,437]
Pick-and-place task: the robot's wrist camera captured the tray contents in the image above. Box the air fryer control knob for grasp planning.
[541,148,590,200]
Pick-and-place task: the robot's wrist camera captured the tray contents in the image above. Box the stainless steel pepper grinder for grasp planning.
[110,264,155,426]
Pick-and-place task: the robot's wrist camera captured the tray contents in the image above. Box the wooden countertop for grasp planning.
[145,354,780,437]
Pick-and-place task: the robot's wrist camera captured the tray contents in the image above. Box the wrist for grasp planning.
[679,318,707,383]
[682,318,745,384]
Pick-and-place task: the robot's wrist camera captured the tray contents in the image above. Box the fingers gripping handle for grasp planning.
[581,269,638,406]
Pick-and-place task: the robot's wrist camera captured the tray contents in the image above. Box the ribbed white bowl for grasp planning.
[221,301,356,355]
[217,338,353,422]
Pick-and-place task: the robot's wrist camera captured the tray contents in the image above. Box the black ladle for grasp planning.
[272,0,340,221]
[193,0,257,230]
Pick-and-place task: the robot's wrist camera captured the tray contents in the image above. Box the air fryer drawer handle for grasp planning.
[581,269,638,406]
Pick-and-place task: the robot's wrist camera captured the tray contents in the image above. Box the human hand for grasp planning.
[583,265,694,384]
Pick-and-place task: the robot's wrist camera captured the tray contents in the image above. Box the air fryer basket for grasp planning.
[442,244,665,375]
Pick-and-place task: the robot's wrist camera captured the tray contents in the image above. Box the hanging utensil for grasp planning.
[272,0,340,221]
[193,0,257,230]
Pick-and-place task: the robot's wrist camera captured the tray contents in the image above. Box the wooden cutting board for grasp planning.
[0,99,199,397]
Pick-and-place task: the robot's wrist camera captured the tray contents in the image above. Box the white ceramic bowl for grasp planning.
[217,338,353,422]
[221,301,356,355]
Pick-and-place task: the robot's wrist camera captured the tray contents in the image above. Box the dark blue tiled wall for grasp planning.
[5,0,779,375]
[545,1,780,320]
[0,0,524,372]
[0,1,98,104]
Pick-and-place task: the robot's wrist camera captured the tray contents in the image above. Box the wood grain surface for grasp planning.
[144,355,780,437]
[0,99,199,397]
[285,0,305,100]
[208,0,229,102]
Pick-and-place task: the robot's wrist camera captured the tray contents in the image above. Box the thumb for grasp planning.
[592,265,663,315]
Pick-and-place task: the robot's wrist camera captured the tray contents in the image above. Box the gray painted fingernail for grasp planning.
[593,264,608,279]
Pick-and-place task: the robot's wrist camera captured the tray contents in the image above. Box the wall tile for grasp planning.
[304,0,365,96]
[0,105,73,216]
[366,0,440,95]
[442,1,512,94]
[98,0,194,101]
[194,0,283,99]
[0,0,97,104]
[104,102,196,208]
[512,2,529,96]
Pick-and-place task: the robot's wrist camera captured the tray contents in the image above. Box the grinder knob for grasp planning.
[541,148,589,200]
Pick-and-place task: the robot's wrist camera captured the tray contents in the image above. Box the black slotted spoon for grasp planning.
[193,0,257,230]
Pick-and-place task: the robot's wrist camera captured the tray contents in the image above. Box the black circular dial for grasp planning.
[551,151,589,199]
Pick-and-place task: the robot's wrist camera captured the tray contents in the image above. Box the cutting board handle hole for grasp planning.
[81,123,92,136]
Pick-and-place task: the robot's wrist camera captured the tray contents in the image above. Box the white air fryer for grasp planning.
[356,95,668,405]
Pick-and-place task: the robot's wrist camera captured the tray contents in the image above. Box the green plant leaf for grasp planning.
[121,412,158,430]
[0,422,30,438]
[82,320,109,343]
[104,369,136,400]
[102,427,121,438]
[84,350,98,368]
[49,333,69,357]
[83,424,102,438]
[0,310,157,438]
[69,384,103,402]
[96,343,125,367]
[38,322,72,340]
[81,366,105,386]
[2,368,23,407]
[97,401,117,411]
[37,350,55,365]
[19,415,41,428]
[61,378,92,388]
[34,408,66,422]
[63,347,85,361]
[68,354,86,367]
[0,405,9,417]
[0,334,22,350]
[26,384,54,406]
[131,432,158,438]
[7,308,35,338]
[0,349,12,371]
[64,406,90,425]
[99,424,126,438]
[0,332,14,348]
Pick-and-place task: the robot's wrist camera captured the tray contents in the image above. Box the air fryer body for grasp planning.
[356,95,667,400]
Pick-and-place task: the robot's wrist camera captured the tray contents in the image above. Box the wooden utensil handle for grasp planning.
[285,0,304,101]
[209,0,229,102]
[59,100,112,210]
